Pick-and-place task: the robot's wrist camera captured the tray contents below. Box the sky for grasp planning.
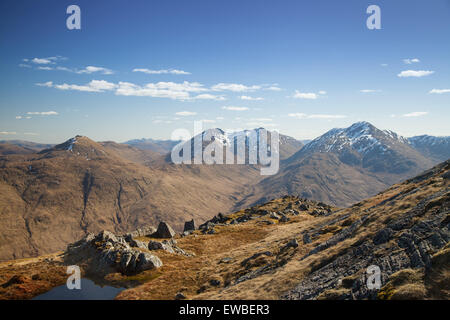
[0,0,449,143]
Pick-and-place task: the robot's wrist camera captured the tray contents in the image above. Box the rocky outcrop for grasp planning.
[282,188,449,300]
[65,230,162,275]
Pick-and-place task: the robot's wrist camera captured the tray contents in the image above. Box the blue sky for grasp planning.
[1,0,449,143]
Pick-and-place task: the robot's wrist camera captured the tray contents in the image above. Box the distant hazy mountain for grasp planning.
[0,140,53,154]
[408,135,450,163]
[124,138,180,155]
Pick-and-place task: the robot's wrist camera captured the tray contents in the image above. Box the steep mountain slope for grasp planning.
[241,122,436,208]
[408,135,450,163]
[0,136,262,261]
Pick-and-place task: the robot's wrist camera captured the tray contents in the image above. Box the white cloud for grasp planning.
[429,88,450,94]
[38,79,217,100]
[27,111,59,116]
[403,58,420,64]
[133,68,191,75]
[222,106,249,111]
[24,132,39,136]
[360,89,381,93]
[265,85,282,91]
[0,131,17,135]
[212,83,261,92]
[381,63,388,67]
[402,111,428,118]
[76,66,113,75]
[175,111,197,116]
[32,58,53,64]
[240,95,264,101]
[318,91,327,95]
[200,119,216,123]
[397,70,434,78]
[288,113,347,119]
[54,80,117,92]
[36,81,54,87]
[37,66,53,70]
[216,117,225,120]
[193,93,226,101]
[292,91,318,100]
[19,63,31,68]
[115,81,207,100]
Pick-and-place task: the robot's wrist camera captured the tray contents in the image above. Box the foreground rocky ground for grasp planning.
[0,160,448,300]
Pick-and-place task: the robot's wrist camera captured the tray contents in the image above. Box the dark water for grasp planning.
[33,278,124,300]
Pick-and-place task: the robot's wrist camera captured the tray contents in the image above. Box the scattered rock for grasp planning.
[270,212,280,220]
[373,228,393,245]
[154,221,176,238]
[219,257,233,264]
[303,233,311,244]
[281,239,299,251]
[209,279,221,286]
[183,219,195,233]
[175,292,186,300]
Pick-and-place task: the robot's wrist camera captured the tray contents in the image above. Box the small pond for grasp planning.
[33,278,125,300]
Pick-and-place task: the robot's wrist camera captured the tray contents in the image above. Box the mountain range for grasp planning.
[0,122,448,261]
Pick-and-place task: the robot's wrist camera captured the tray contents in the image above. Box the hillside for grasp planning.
[0,136,262,261]
[0,160,448,300]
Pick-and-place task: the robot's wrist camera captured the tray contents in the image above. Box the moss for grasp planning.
[317,288,351,300]
[378,268,425,300]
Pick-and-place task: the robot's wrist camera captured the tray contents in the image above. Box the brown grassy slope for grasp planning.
[116,161,449,300]
[235,153,389,208]
[0,136,263,261]
[0,143,35,156]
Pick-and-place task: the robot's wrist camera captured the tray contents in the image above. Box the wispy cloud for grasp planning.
[133,68,191,75]
[429,88,450,94]
[288,113,347,119]
[193,93,225,101]
[27,111,59,116]
[44,80,117,92]
[212,83,261,92]
[0,131,17,135]
[402,111,428,118]
[76,66,113,75]
[403,58,420,64]
[222,106,249,111]
[175,111,197,116]
[292,91,318,100]
[240,95,264,101]
[397,70,434,78]
[360,89,381,93]
[37,79,225,100]
[28,56,66,65]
